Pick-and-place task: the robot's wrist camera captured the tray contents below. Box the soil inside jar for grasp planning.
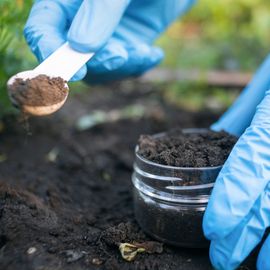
[8,75,68,107]
[134,129,238,248]
[134,190,208,248]
[138,129,237,167]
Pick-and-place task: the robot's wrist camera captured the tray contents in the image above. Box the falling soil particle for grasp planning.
[138,129,237,167]
[8,75,68,107]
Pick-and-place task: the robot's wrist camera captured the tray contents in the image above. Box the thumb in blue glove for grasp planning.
[203,88,270,269]
[24,0,130,81]
[24,0,196,83]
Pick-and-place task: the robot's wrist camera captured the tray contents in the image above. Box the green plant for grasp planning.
[0,0,35,116]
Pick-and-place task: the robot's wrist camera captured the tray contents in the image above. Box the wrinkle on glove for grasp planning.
[209,182,270,270]
[203,89,270,269]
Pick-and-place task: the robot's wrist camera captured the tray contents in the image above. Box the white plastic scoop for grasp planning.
[7,42,94,116]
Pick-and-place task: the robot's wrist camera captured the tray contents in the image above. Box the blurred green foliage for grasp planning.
[162,82,239,112]
[158,0,270,71]
[0,0,35,116]
[1,0,270,117]
[156,0,270,111]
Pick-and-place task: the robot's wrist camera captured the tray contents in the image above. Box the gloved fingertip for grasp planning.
[23,0,68,63]
[202,199,228,240]
[257,235,270,270]
[87,42,128,72]
[70,65,87,82]
[202,212,212,240]
[142,46,164,71]
[209,241,230,270]
[129,45,164,76]
[39,39,66,63]
[67,37,101,53]
[151,47,164,63]
[211,119,242,136]
[25,29,66,63]
[88,55,127,72]
[102,56,127,71]
[210,122,220,132]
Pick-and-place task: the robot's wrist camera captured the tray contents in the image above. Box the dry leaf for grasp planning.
[119,243,145,262]
[119,241,163,261]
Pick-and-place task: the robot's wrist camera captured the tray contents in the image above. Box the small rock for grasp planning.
[27,247,37,255]
[92,258,103,265]
[46,147,59,163]
[62,250,86,263]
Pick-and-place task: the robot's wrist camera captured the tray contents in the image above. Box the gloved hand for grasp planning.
[203,54,270,270]
[24,0,196,83]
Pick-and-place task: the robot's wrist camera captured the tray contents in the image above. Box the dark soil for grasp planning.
[138,129,237,167]
[8,75,68,106]
[0,81,255,269]
[134,189,209,248]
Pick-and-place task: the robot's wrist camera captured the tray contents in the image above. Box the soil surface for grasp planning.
[0,81,255,269]
[8,75,68,107]
[138,129,237,167]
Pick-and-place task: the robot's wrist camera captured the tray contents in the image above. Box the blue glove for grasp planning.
[203,54,270,270]
[24,0,196,83]
[212,54,270,136]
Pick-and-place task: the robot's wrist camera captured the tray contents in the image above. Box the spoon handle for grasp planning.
[34,42,94,81]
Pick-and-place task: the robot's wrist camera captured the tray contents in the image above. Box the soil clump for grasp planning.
[138,129,237,167]
[8,75,68,107]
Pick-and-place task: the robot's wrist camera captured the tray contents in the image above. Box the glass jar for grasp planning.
[132,129,222,248]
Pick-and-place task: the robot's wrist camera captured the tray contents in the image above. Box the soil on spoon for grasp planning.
[8,75,68,107]
[138,129,237,167]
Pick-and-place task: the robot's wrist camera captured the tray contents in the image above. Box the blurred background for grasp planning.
[1,0,270,117]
